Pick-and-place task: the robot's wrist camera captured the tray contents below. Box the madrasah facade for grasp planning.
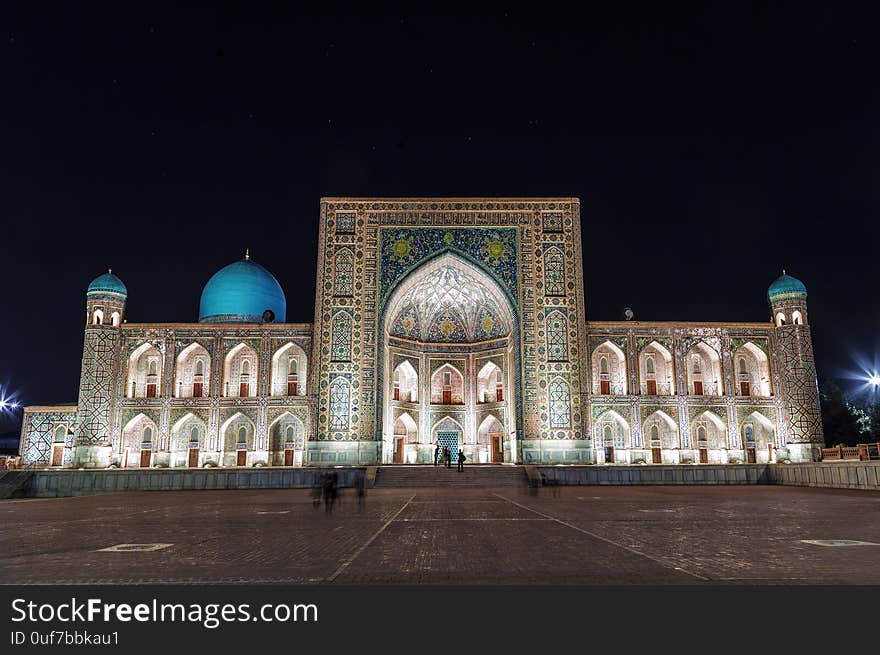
[19,198,824,469]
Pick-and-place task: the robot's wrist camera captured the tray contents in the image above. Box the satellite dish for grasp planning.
[623,307,634,321]
[262,309,275,324]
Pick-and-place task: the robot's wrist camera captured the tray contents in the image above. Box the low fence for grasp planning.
[821,443,880,461]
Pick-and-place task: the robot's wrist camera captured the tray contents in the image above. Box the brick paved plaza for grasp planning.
[2,486,880,585]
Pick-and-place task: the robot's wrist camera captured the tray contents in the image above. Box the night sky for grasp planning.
[2,4,878,432]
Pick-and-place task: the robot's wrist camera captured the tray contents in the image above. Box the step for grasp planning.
[374,465,528,488]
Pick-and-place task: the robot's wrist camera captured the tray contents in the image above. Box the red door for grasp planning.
[140,450,151,467]
[740,381,750,396]
[490,433,503,463]
[284,449,294,466]
[442,389,452,405]
[288,381,298,396]
[699,448,708,464]
[693,381,703,395]
[193,381,203,397]
[746,448,756,463]
[646,380,657,395]
[393,386,400,401]
[394,438,404,464]
[146,383,157,398]
[495,386,503,402]
[237,450,247,466]
[188,448,199,467]
[239,383,249,397]
[51,444,64,466]
[652,447,662,464]
[600,380,610,395]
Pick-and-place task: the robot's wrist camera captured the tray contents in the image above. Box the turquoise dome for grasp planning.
[768,272,807,300]
[87,271,127,299]
[199,257,286,323]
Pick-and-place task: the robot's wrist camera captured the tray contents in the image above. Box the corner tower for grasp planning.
[72,270,127,467]
[768,272,824,461]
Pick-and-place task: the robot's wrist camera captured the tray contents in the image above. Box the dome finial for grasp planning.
[108,267,112,274]
[782,268,786,275]
[245,248,250,261]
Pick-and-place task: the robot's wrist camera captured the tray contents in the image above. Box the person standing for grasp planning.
[434,443,440,466]
[443,446,451,468]
[457,449,466,472]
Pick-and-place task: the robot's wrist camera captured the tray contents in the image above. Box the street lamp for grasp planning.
[869,374,880,387]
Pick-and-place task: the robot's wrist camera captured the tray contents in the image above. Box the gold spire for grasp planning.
[108,267,112,274]
[245,248,250,261]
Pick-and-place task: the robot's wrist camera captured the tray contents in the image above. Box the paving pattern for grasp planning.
[2,486,880,584]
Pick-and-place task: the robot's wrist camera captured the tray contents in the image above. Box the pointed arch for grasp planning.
[639,341,673,395]
[220,412,256,452]
[224,342,257,397]
[127,342,164,399]
[594,410,630,448]
[431,363,465,405]
[269,411,306,452]
[686,341,723,396]
[691,410,727,449]
[271,342,308,396]
[592,340,627,394]
[392,360,419,402]
[741,411,776,450]
[642,410,678,449]
[121,413,159,460]
[733,342,771,397]
[175,342,211,398]
[393,411,419,444]
[476,360,504,403]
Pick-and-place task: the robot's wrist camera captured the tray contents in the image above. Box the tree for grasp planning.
[819,378,866,446]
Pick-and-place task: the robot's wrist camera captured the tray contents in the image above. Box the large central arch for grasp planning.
[377,252,522,463]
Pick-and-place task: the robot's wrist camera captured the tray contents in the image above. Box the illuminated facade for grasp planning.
[19,198,824,468]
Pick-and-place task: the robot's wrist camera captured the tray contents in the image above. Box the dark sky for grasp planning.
[1,3,878,431]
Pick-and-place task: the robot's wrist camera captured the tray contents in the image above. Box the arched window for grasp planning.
[111,312,120,326]
[148,359,157,376]
[646,356,655,375]
[54,425,66,442]
[738,357,747,375]
[548,379,571,428]
[329,378,350,431]
[143,426,152,442]
[650,425,659,442]
[600,357,609,375]
[692,356,701,374]
[792,311,803,325]
[92,309,104,325]
[603,425,613,442]
[288,358,297,375]
[697,425,706,441]
[334,248,354,296]
[195,360,204,376]
[238,426,247,444]
[776,312,786,326]
[331,312,353,362]
[286,425,294,442]
[543,247,566,296]
[241,360,250,376]
[546,312,569,362]
[190,426,199,442]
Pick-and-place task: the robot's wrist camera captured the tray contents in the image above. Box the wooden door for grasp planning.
[495,386,503,402]
[740,381,750,397]
[600,380,610,395]
[193,381,204,397]
[651,447,662,464]
[394,438,404,464]
[146,383,157,398]
[746,447,756,463]
[239,382,249,397]
[768,444,774,462]
[605,446,615,463]
[693,381,703,395]
[288,381,298,396]
[51,444,64,466]
[284,449,294,466]
[699,448,708,464]
[393,386,400,401]
[140,450,151,468]
[646,380,657,395]
[490,433,503,463]
[188,448,199,467]
[237,450,247,466]
[442,389,452,405]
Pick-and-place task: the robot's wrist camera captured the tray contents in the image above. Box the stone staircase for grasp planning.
[373,465,528,488]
